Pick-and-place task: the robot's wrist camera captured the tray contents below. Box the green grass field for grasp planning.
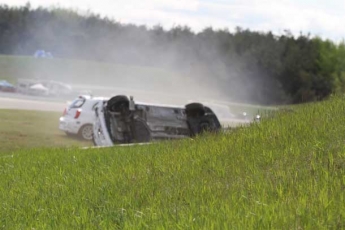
[0,109,92,154]
[0,95,344,229]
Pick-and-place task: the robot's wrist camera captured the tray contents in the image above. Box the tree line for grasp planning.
[0,3,345,105]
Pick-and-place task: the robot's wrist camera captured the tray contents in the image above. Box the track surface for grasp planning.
[0,92,253,127]
[0,93,66,112]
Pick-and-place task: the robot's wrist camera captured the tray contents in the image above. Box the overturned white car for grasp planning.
[92,95,222,146]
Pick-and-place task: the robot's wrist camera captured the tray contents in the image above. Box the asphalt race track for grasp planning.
[0,92,253,127]
[0,95,66,112]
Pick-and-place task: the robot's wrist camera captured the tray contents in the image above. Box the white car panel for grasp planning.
[59,95,108,140]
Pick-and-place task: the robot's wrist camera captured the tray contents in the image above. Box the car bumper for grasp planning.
[59,117,80,134]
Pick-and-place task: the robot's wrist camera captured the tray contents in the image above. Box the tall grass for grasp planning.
[0,96,344,229]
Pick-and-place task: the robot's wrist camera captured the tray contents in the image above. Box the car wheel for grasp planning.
[78,124,93,141]
[199,121,211,133]
[185,102,205,117]
[106,95,129,113]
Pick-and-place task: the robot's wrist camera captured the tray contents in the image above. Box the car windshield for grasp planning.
[69,98,86,109]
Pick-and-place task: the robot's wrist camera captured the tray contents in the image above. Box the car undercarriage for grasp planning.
[92,95,222,146]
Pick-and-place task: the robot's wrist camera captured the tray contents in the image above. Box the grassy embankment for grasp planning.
[0,109,91,154]
[0,95,344,229]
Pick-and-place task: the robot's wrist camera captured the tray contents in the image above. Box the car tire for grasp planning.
[106,95,129,113]
[78,124,93,141]
[185,102,205,117]
[199,121,211,133]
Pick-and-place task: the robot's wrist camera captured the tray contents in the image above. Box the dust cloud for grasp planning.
[9,8,276,116]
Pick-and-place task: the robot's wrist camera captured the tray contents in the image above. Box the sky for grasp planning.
[2,0,345,42]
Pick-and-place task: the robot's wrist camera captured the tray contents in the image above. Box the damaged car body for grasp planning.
[92,95,222,146]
